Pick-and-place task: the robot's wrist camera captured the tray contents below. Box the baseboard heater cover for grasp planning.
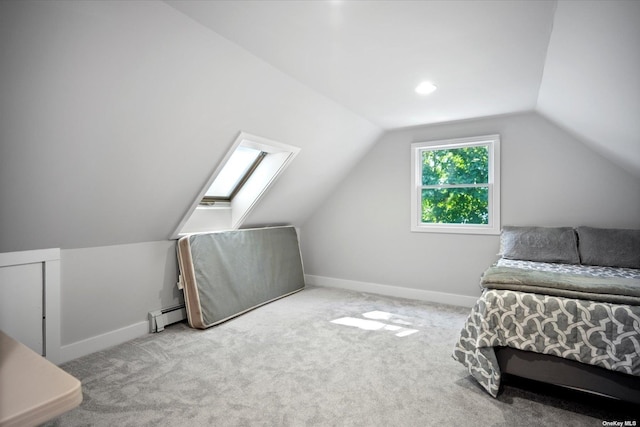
[176,226,306,329]
[149,304,187,333]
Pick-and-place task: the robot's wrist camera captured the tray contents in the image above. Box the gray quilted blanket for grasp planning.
[452,289,640,397]
[481,266,640,305]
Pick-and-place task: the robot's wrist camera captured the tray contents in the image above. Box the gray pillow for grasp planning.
[500,226,580,264]
[576,226,640,269]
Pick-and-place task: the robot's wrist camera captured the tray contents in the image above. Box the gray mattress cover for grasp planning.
[186,226,305,327]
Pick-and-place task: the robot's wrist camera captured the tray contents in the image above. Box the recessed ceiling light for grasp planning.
[415,81,437,95]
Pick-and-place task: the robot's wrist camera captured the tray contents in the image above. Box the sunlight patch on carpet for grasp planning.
[331,311,419,337]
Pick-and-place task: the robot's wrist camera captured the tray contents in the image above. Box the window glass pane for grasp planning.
[421,145,489,185]
[205,146,262,198]
[421,187,489,225]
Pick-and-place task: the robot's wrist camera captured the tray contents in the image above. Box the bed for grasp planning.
[453,226,640,404]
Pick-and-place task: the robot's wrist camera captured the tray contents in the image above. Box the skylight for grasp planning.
[172,132,301,237]
[203,146,265,201]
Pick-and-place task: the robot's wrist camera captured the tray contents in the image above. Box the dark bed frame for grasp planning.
[495,347,640,404]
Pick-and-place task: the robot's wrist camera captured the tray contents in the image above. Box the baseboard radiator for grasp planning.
[148,304,187,333]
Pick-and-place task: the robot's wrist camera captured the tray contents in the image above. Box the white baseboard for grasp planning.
[58,278,475,364]
[305,274,478,308]
[59,321,149,364]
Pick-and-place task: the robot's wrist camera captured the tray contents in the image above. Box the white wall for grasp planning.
[3,1,638,359]
[300,112,640,302]
[0,0,379,360]
[59,240,178,362]
[537,0,640,177]
[0,0,380,252]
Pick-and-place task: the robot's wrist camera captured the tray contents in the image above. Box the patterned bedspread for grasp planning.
[453,261,640,397]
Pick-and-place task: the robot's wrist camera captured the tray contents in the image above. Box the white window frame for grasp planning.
[202,146,266,202]
[171,132,300,238]
[410,134,500,235]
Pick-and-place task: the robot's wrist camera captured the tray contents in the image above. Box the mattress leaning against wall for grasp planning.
[176,226,306,329]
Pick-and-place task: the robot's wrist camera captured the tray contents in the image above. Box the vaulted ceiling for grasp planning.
[167,0,640,176]
[0,1,638,252]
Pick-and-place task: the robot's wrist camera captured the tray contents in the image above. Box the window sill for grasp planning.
[411,223,500,235]
[196,203,231,210]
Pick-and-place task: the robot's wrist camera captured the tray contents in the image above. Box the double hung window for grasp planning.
[411,135,500,234]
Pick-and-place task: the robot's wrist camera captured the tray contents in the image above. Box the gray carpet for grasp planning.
[45,287,637,426]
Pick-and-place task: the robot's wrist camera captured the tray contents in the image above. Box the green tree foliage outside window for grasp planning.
[420,145,489,224]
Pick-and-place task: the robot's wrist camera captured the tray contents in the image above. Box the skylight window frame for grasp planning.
[200,150,267,205]
[171,132,300,238]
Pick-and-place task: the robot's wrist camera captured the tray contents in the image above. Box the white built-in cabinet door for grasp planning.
[0,262,44,355]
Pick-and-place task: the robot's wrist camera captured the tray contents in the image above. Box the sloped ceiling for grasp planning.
[1,1,638,252]
[0,0,380,251]
[168,0,640,176]
[167,0,555,128]
[537,0,640,176]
